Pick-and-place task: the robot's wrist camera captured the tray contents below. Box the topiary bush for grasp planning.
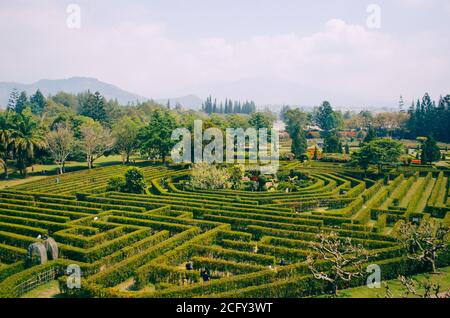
[106,167,146,194]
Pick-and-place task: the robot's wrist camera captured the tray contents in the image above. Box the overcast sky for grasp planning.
[0,0,449,107]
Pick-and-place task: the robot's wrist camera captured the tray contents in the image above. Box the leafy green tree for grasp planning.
[284,108,308,135]
[314,101,339,131]
[106,167,146,194]
[248,112,273,130]
[352,150,370,176]
[248,111,275,151]
[323,132,341,153]
[106,176,126,192]
[123,167,146,194]
[353,138,404,174]
[52,92,79,110]
[284,109,308,159]
[112,117,141,164]
[291,126,307,159]
[139,109,177,162]
[359,110,373,128]
[421,136,441,165]
[363,125,377,144]
[10,108,46,177]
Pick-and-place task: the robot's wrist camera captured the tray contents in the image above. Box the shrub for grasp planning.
[106,167,146,194]
[106,176,126,192]
[190,163,230,190]
[123,167,146,194]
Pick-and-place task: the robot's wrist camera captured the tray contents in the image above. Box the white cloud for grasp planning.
[0,2,448,107]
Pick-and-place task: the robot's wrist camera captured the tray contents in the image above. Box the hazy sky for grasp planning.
[0,0,449,107]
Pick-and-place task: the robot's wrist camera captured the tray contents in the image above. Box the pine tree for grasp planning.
[323,132,341,154]
[15,91,30,114]
[79,91,108,123]
[213,99,217,113]
[30,90,46,114]
[345,143,350,155]
[406,101,416,138]
[7,89,19,111]
[224,98,229,113]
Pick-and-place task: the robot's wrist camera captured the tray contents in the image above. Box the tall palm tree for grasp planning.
[10,110,45,177]
[0,110,13,178]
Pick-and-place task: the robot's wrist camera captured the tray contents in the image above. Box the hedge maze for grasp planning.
[0,162,449,297]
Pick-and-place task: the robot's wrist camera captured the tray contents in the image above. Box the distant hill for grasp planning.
[156,95,203,110]
[0,77,150,107]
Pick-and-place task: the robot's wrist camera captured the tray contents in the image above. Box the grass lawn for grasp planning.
[20,280,61,298]
[338,266,450,298]
[0,155,144,189]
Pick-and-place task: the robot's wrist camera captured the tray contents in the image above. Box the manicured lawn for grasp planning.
[0,155,144,189]
[338,266,450,298]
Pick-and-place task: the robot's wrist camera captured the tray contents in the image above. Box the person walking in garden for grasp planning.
[201,268,210,282]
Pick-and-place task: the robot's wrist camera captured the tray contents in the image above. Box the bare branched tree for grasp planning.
[383,276,449,298]
[46,124,75,174]
[80,123,115,169]
[397,220,449,274]
[382,282,393,298]
[306,231,370,297]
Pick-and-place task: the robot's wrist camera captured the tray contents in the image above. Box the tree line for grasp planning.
[405,93,450,142]
[282,97,445,167]
[202,96,256,114]
[0,89,275,179]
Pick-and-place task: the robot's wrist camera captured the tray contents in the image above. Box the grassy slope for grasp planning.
[0,155,143,189]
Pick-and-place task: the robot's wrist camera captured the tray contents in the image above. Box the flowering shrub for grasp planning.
[190,163,230,190]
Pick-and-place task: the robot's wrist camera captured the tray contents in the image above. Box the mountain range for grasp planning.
[0,77,203,109]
